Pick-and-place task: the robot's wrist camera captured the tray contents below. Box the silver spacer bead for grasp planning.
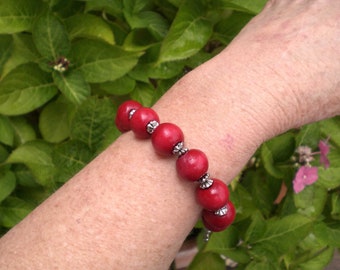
[199,173,213,189]
[203,229,212,242]
[172,141,188,157]
[214,205,228,216]
[129,109,137,119]
[146,120,159,134]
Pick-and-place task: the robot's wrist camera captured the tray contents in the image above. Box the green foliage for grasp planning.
[0,0,339,269]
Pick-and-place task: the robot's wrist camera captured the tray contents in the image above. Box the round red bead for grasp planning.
[115,100,142,132]
[130,107,159,139]
[196,179,229,211]
[176,149,208,181]
[151,123,184,156]
[202,201,236,232]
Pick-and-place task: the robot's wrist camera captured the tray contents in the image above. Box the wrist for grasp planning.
[152,54,281,183]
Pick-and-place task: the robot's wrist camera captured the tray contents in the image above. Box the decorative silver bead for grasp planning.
[203,229,212,242]
[146,120,159,134]
[199,173,213,189]
[129,109,137,119]
[172,141,188,157]
[215,205,228,216]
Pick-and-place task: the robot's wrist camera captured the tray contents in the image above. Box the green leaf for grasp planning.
[204,225,250,263]
[242,170,282,217]
[99,76,136,95]
[1,34,41,78]
[327,148,340,168]
[318,167,340,190]
[83,0,123,18]
[320,116,340,147]
[314,222,340,248]
[6,140,55,186]
[264,132,296,163]
[331,192,340,220]
[39,98,76,143]
[251,214,312,255]
[123,0,152,14]
[0,35,13,76]
[167,0,181,8]
[0,169,16,203]
[214,11,253,45]
[124,8,169,40]
[159,0,213,62]
[53,140,93,183]
[229,184,257,221]
[32,12,70,60]
[296,122,321,149]
[9,116,36,146]
[65,13,115,45]
[110,21,129,46]
[49,0,84,18]
[0,145,9,163]
[244,211,266,243]
[214,0,267,14]
[72,39,141,83]
[186,51,213,69]
[296,246,334,270]
[148,60,185,79]
[298,230,327,251]
[70,96,115,150]
[97,125,121,153]
[15,185,50,205]
[140,11,169,39]
[153,0,178,20]
[0,0,44,33]
[245,260,278,270]
[45,0,65,8]
[260,143,284,179]
[123,29,159,51]
[128,56,185,80]
[128,63,152,83]
[0,115,14,146]
[294,184,328,217]
[279,190,298,217]
[53,69,91,104]
[0,197,34,228]
[130,82,156,107]
[0,63,58,116]
[13,164,40,188]
[187,251,225,270]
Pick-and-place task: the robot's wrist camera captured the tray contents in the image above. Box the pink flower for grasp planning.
[293,166,318,193]
[318,140,330,169]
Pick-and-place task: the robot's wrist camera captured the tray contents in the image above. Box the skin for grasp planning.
[0,0,339,269]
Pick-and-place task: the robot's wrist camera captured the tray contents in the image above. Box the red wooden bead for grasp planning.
[176,149,208,181]
[130,107,160,139]
[151,123,184,156]
[115,100,142,132]
[196,179,229,211]
[202,201,236,232]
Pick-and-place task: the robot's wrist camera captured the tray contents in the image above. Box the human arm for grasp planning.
[0,0,339,269]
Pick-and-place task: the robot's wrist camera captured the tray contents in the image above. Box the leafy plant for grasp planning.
[0,0,339,269]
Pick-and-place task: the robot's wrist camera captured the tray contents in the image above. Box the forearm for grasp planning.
[0,51,273,269]
[0,48,334,270]
[0,56,265,269]
[1,1,339,269]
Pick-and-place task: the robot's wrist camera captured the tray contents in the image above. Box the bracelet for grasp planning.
[115,100,236,239]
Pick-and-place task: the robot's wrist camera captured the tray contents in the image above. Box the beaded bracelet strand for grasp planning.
[115,100,236,240]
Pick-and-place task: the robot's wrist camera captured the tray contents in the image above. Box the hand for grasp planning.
[222,0,340,126]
